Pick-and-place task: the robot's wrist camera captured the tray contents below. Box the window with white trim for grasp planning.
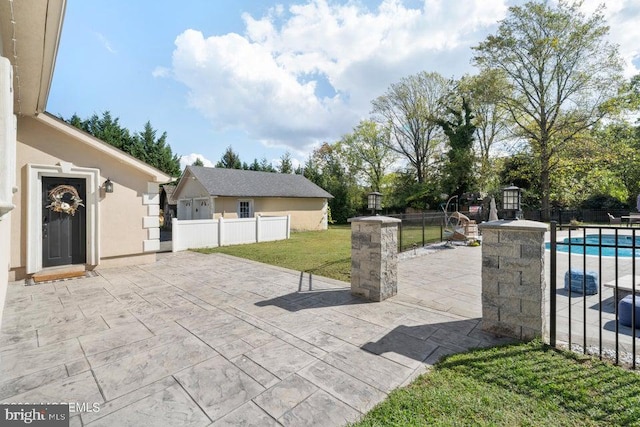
[238,200,253,218]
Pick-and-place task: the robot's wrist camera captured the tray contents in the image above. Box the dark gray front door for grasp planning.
[42,177,86,267]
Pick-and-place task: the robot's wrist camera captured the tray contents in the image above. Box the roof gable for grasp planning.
[36,113,173,182]
[178,166,333,199]
[162,184,179,204]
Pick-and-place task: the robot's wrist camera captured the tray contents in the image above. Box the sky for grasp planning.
[46,0,640,173]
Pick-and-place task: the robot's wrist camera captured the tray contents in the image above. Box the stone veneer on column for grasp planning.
[479,220,549,340]
[348,216,401,302]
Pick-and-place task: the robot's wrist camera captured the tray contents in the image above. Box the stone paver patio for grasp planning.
[0,246,510,426]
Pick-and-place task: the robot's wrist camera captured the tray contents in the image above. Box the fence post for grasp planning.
[256,215,261,243]
[550,221,557,346]
[422,211,425,247]
[218,217,224,247]
[171,218,179,252]
[286,214,291,239]
[479,219,549,340]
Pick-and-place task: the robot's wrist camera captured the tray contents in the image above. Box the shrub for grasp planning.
[579,193,628,210]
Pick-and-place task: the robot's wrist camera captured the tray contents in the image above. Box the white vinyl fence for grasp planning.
[172,215,290,252]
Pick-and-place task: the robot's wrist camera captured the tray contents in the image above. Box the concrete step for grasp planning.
[32,265,87,283]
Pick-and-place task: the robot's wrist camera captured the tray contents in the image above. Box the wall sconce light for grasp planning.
[104,178,114,194]
[502,184,521,220]
[367,191,382,215]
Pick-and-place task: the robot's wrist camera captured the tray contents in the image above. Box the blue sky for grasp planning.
[47,0,640,172]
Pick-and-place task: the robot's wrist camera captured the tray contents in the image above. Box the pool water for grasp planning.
[546,234,640,257]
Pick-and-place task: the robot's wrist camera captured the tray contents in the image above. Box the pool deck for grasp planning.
[0,226,638,426]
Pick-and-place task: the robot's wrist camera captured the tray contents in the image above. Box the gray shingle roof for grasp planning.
[162,184,178,204]
[187,166,333,199]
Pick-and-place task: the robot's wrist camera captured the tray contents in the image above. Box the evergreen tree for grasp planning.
[64,111,181,176]
[81,111,133,152]
[248,158,261,171]
[215,146,242,169]
[192,157,204,167]
[259,157,276,173]
[278,151,294,174]
[134,121,181,177]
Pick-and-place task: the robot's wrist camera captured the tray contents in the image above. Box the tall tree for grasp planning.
[64,111,181,176]
[259,157,276,173]
[596,121,640,207]
[473,0,624,220]
[192,157,204,166]
[371,71,450,183]
[215,146,242,169]
[437,98,477,197]
[278,151,294,174]
[458,70,511,193]
[305,143,361,223]
[134,121,181,177]
[248,158,261,171]
[339,120,396,192]
[78,111,133,152]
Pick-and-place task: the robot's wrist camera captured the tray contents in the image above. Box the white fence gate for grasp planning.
[172,215,290,252]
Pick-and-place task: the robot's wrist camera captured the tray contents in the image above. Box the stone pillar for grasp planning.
[348,216,401,302]
[479,220,548,340]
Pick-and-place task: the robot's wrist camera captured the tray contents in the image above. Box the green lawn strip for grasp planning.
[353,341,640,426]
[193,226,352,282]
[399,226,442,251]
[193,225,449,281]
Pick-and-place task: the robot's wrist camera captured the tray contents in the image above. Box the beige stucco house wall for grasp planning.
[0,0,174,329]
[0,0,68,328]
[9,114,171,280]
[0,58,13,330]
[213,197,328,231]
[174,166,332,231]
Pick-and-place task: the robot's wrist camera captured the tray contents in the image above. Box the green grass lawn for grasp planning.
[193,225,352,282]
[353,340,640,427]
[399,225,442,251]
[193,224,445,281]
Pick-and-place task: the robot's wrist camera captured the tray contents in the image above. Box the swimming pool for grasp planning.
[546,234,640,257]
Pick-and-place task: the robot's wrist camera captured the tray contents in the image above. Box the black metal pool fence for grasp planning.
[549,221,639,369]
[387,211,447,252]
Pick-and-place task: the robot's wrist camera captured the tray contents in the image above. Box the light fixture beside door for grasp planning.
[103,178,114,194]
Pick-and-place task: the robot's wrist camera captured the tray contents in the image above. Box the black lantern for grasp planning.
[104,178,114,194]
[367,191,382,215]
[502,184,521,219]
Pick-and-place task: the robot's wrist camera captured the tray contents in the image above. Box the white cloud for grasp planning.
[165,0,640,154]
[95,32,116,54]
[167,0,511,153]
[180,153,215,170]
[152,66,171,78]
[598,1,640,78]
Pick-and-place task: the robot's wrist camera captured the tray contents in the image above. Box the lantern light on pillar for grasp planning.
[502,184,521,219]
[367,191,382,215]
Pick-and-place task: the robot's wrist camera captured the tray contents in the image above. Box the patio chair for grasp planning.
[445,211,479,241]
[607,213,621,225]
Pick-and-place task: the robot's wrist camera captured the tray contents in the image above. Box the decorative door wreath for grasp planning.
[46,184,84,216]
